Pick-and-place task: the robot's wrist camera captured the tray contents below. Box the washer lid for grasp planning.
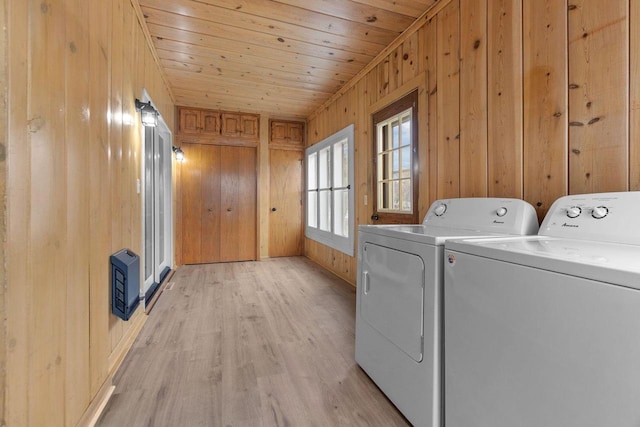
[446,236,640,290]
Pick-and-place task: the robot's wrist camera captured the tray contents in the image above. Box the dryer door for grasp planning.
[361,242,424,362]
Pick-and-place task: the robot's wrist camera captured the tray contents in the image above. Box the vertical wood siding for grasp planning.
[3,0,174,425]
[307,0,637,283]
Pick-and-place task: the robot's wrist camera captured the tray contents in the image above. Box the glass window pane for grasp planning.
[333,189,348,237]
[308,152,317,189]
[401,179,412,212]
[401,115,411,147]
[392,121,400,148]
[319,189,331,231]
[401,146,411,178]
[307,191,317,228]
[333,139,348,188]
[144,128,153,280]
[158,134,166,266]
[392,149,400,179]
[319,147,330,188]
[392,180,400,210]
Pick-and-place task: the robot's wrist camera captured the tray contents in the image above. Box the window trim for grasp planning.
[372,90,419,224]
[305,124,355,256]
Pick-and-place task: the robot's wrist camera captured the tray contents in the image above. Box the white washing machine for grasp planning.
[444,192,640,427]
[355,198,539,427]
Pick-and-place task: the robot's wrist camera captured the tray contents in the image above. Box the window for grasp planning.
[372,90,419,223]
[306,124,354,256]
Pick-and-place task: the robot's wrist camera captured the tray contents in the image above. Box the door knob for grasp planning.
[271,207,277,212]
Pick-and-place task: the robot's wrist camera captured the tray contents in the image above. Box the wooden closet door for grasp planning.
[219,146,257,262]
[269,149,303,257]
[181,143,257,264]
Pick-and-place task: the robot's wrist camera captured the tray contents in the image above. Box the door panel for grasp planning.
[220,146,256,261]
[269,149,303,257]
[182,143,256,263]
[361,242,425,362]
[201,145,221,262]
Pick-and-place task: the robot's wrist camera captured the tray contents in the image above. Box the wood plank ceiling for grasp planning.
[137,0,438,119]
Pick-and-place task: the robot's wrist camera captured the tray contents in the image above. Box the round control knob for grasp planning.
[591,206,609,219]
[434,203,447,216]
[566,206,582,218]
[496,207,508,217]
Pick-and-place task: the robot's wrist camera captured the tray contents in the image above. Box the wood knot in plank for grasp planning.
[403,53,409,60]
[473,39,481,50]
[571,149,581,154]
[553,111,562,118]
[569,83,579,89]
[28,116,46,133]
[588,117,601,125]
[568,4,578,10]
[366,16,377,23]
[569,121,584,126]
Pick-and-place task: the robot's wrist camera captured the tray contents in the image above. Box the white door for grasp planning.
[143,113,172,304]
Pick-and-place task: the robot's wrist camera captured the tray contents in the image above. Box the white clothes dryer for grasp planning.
[444,192,640,427]
[355,198,539,427]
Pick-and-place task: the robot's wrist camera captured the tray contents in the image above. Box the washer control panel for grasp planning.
[540,192,640,244]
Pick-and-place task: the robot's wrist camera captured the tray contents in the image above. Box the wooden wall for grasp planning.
[2,0,174,425]
[306,0,639,285]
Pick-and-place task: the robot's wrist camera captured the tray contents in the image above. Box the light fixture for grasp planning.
[172,146,185,162]
[135,98,158,127]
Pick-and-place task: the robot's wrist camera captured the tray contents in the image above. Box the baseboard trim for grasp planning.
[76,378,116,427]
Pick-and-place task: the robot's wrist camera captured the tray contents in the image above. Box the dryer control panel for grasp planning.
[423,198,539,236]
[540,191,640,245]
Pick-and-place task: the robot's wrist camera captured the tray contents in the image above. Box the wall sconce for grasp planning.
[172,146,185,162]
[135,99,159,127]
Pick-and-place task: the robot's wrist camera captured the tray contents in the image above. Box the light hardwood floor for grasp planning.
[97,257,410,426]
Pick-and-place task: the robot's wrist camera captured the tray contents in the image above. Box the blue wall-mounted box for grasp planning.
[110,249,140,321]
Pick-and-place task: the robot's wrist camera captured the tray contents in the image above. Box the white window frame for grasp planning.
[305,124,355,256]
[376,107,413,213]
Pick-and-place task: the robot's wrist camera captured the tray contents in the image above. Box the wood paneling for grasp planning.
[4,0,175,425]
[632,0,640,190]
[436,1,461,199]
[568,0,629,194]
[269,149,303,257]
[65,0,91,422]
[306,0,637,284]
[459,0,488,197]
[0,0,6,421]
[523,0,568,222]
[136,0,440,117]
[488,0,523,198]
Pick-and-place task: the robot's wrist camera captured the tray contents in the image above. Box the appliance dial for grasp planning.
[434,203,447,216]
[566,206,582,218]
[496,207,508,217]
[591,206,609,219]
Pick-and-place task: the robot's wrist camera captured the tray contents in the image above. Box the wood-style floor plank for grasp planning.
[97,257,410,427]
